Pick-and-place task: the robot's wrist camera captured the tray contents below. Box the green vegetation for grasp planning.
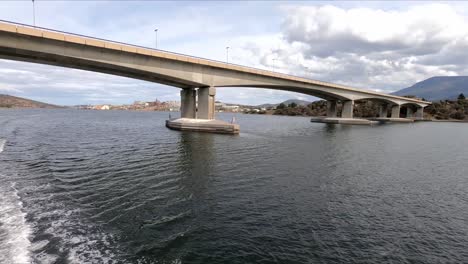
[269,98,468,121]
[425,97,468,120]
[276,103,286,110]
[273,100,380,117]
[289,102,297,108]
[274,101,327,116]
[0,103,13,108]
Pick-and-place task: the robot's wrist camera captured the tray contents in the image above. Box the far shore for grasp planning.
[2,107,468,123]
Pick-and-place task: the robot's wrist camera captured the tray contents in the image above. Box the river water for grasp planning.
[0,109,467,264]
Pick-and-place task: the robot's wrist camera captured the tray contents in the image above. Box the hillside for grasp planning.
[393,76,468,101]
[0,94,62,109]
[257,99,311,109]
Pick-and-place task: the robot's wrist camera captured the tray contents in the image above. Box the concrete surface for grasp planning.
[310,117,379,125]
[369,118,414,123]
[166,118,240,134]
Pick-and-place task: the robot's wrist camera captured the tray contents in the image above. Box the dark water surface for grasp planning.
[0,109,467,264]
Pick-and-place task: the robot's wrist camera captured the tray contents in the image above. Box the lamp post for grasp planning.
[226,46,230,63]
[32,0,36,27]
[154,28,158,49]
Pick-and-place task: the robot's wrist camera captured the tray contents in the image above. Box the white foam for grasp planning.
[65,226,116,264]
[0,139,5,153]
[0,182,33,264]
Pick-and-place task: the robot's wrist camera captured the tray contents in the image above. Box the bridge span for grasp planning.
[0,20,430,132]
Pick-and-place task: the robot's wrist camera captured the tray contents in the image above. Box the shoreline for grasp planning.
[2,107,467,123]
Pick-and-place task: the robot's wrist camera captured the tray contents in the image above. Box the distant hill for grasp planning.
[0,94,62,109]
[393,76,468,101]
[257,99,311,108]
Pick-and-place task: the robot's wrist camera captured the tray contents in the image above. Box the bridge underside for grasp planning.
[0,23,431,132]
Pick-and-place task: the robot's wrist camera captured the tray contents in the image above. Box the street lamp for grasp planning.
[154,28,158,49]
[226,46,230,63]
[32,0,36,27]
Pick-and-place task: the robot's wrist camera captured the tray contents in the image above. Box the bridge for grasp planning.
[0,20,430,132]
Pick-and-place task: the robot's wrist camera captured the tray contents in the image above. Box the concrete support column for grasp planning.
[197,86,216,119]
[326,101,337,117]
[415,107,424,119]
[379,104,388,118]
[406,107,414,118]
[341,100,354,118]
[180,88,196,118]
[391,105,400,118]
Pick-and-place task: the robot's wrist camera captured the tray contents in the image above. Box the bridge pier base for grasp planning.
[341,100,354,118]
[167,86,239,134]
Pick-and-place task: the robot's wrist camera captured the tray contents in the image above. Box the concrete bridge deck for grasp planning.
[0,20,431,133]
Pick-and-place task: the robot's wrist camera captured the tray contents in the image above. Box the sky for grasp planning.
[1,1,468,106]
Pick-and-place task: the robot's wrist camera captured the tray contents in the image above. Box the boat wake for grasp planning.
[0,138,5,153]
[0,181,33,264]
[0,139,33,264]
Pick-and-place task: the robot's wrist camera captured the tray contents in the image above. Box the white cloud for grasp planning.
[255,3,468,92]
[0,84,23,94]
[282,4,467,57]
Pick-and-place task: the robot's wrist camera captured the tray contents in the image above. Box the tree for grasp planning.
[450,110,466,120]
[289,102,297,108]
[276,103,286,109]
[458,93,466,100]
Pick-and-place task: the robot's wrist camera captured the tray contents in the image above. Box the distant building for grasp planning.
[215,102,239,112]
[224,105,240,112]
[85,99,181,112]
[166,101,181,109]
[93,104,110,110]
[215,102,225,108]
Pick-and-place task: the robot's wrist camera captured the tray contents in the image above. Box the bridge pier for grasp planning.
[391,105,400,118]
[415,107,424,120]
[180,88,196,118]
[341,100,354,118]
[326,101,337,117]
[312,99,377,124]
[406,107,414,118]
[379,104,388,118]
[166,86,239,134]
[197,87,216,119]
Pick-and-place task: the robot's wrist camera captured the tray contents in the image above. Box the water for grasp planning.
[0,109,467,264]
